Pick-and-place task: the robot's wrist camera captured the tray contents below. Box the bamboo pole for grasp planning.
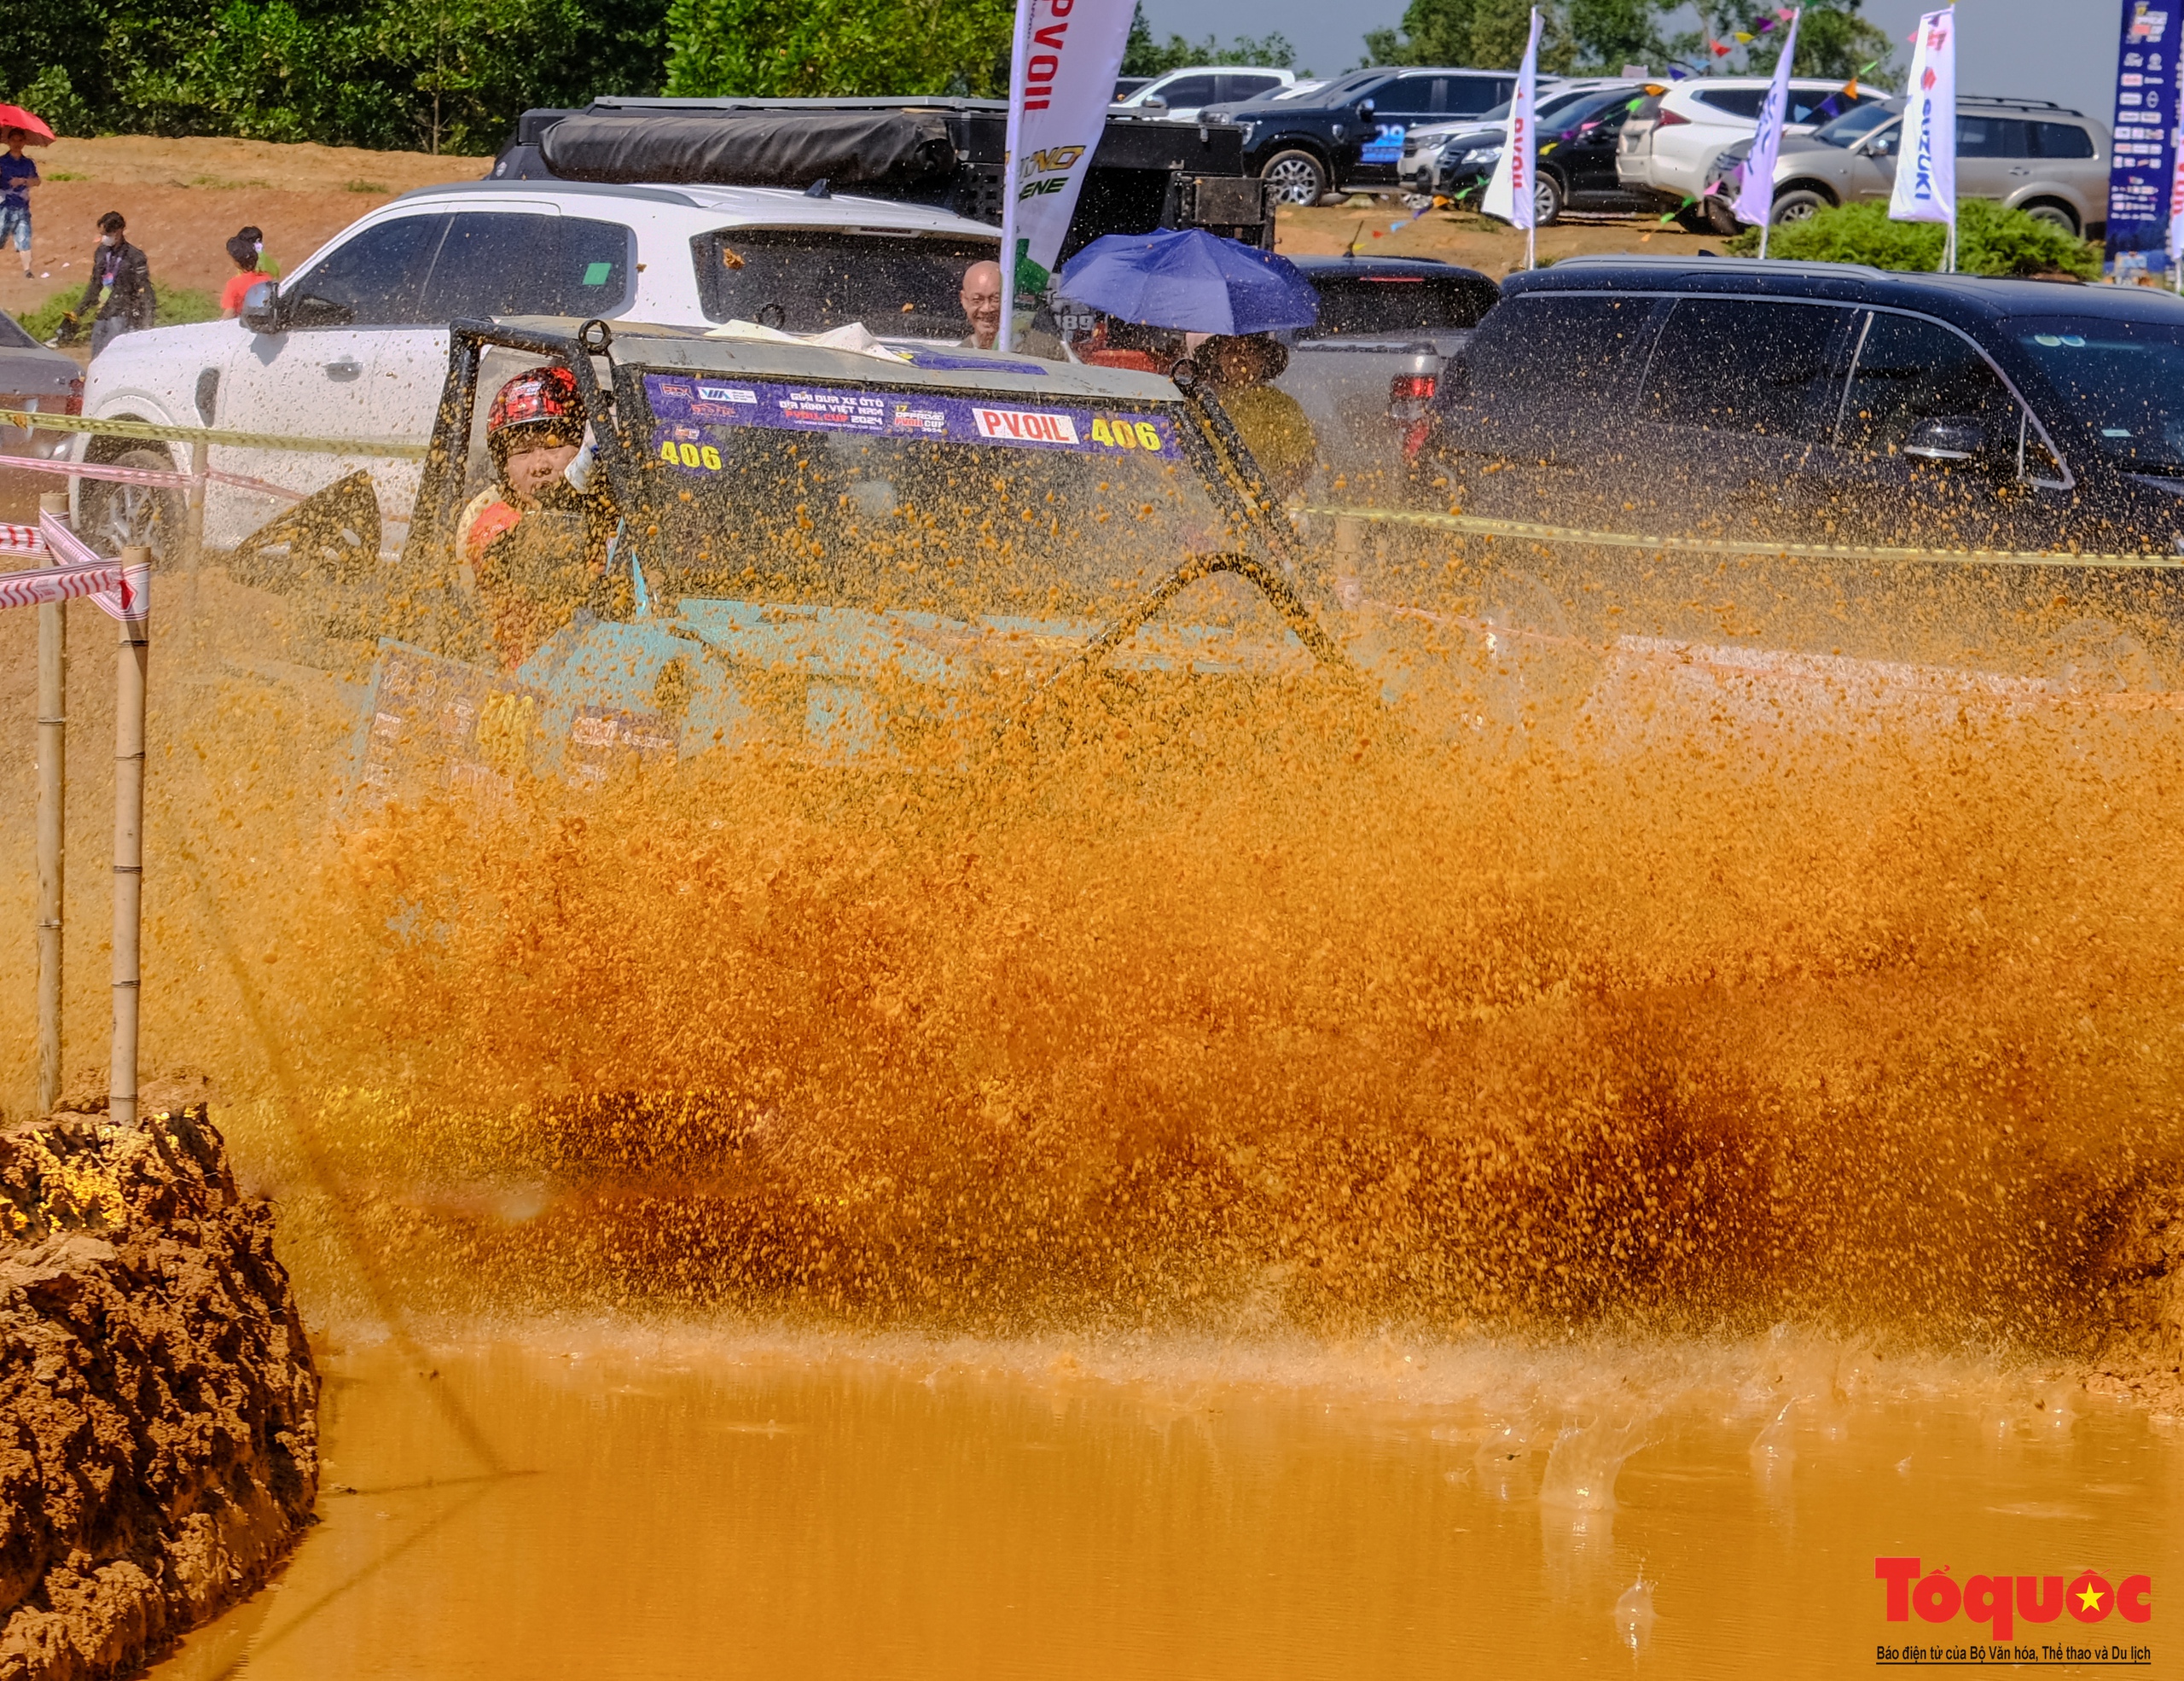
[109,545,149,1129]
[183,440,208,573]
[36,492,67,1116]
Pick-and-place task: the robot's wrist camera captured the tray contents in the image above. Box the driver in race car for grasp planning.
[456,365,625,667]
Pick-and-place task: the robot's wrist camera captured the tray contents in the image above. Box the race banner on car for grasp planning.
[1481,8,1545,262]
[2169,90,2184,286]
[1889,8,1957,262]
[996,0,1136,348]
[1734,7,1803,252]
[2106,0,2184,281]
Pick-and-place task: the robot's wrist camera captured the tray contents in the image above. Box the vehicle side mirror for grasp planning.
[285,293,356,329]
[238,280,283,334]
[1356,99,1377,119]
[1140,96,1168,112]
[1903,416,1989,464]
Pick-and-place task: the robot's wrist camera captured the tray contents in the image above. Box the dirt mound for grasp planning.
[0,1101,317,1681]
[2085,1186,2184,1411]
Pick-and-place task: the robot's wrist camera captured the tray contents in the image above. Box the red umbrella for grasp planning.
[0,107,55,145]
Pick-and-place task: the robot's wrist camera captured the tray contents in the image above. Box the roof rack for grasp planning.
[1960,96,2083,116]
[1546,253,1886,279]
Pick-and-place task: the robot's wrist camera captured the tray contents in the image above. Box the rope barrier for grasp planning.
[0,407,430,460]
[0,514,146,620]
[1297,503,2184,573]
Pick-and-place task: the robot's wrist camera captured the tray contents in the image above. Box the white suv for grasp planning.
[75,180,1001,554]
[1617,76,1892,217]
[1116,66,1298,121]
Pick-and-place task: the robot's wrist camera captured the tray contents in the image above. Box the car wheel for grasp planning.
[1771,188,1830,225]
[1671,201,1713,234]
[1704,195,1744,236]
[78,448,183,566]
[1533,173,1565,226]
[1261,150,1329,206]
[2019,199,2081,237]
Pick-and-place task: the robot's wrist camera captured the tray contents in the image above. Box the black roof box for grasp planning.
[540,110,957,192]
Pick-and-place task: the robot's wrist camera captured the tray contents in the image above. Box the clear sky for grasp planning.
[1137,0,2117,127]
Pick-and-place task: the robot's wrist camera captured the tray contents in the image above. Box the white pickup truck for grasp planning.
[74,179,1002,555]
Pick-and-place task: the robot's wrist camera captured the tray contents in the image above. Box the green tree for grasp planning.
[1365,0,1620,74]
[664,0,1016,97]
[1670,1,1893,82]
[3,0,669,151]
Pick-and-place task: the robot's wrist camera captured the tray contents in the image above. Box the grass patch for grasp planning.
[1726,197,2103,279]
[346,179,388,193]
[15,285,221,341]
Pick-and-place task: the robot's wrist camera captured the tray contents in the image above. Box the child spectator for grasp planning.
[220,227,272,317]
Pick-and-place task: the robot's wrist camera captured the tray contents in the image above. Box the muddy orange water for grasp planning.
[3,530,2181,1670]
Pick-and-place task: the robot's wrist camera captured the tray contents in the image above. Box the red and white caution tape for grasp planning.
[0,522,42,555]
[0,450,308,503]
[0,513,149,621]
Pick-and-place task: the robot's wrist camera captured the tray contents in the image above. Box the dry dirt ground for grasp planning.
[1274,201,1719,270]
[0,136,491,326]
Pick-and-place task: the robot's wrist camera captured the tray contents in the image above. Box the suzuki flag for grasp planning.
[1482,9,1545,259]
[1734,7,1803,243]
[1889,9,1957,246]
[996,0,1135,350]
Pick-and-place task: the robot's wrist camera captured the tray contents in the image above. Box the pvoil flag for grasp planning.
[1734,8,1804,237]
[1482,9,1546,236]
[1890,9,1957,230]
[997,0,1135,348]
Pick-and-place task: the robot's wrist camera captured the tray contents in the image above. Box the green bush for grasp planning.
[15,286,219,342]
[1725,197,2103,280]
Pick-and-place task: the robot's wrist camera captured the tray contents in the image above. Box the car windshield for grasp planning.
[1812,101,1900,146]
[633,369,1263,621]
[692,230,999,340]
[2013,316,2184,471]
[0,311,40,352]
[1467,86,1614,129]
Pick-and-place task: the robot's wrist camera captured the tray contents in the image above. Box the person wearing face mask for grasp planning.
[456,365,624,667]
[66,212,155,357]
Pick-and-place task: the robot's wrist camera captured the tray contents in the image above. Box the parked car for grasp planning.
[1397,78,1618,191]
[74,180,1005,557]
[1116,66,1298,121]
[1,307,84,458]
[1276,255,1500,488]
[1617,76,1891,223]
[1420,257,2184,681]
[1700,96,2110,237]
[1202,67,1523,205]
[1427,81,1654,221]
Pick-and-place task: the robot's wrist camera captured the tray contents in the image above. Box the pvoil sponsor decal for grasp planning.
[1873,1556,2153,1665]
[973,407,1080,445]
[642,373,1177,461]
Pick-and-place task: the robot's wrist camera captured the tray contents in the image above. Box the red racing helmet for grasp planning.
[486,365,584,458]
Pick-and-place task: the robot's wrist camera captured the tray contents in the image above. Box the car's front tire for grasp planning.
[1261,149,1330,206]
[1534,172,1565,226]
[78,447,183,567]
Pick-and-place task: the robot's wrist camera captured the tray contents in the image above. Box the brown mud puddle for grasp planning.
[150,1333,2181,1678]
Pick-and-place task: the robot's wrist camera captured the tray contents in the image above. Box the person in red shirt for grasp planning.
[219,227,271,317]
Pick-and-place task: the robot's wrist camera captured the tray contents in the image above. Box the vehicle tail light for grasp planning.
[1389,372,1436,422]
[1656,109,1691,127]
[61,381,84,417]
[1403,419,1432,461]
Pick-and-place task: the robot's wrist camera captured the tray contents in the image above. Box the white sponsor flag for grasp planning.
[996,0,1136,350]
[1482,8,1545,265]
[1734,7,1803,249]
[1890,7,1958,266]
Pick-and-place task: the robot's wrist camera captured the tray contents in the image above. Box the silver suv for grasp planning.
[1701,96,2110,236]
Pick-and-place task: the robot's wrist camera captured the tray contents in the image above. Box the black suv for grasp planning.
[1420,258,2184,673]
[1205,67,1520,206]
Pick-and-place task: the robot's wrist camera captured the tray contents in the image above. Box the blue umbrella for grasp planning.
[1056,229,1319,335]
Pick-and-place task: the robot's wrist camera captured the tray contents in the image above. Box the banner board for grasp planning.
[1889,9,1957,233]
[2106,0,2184,280]
[1481,9,1545,236]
